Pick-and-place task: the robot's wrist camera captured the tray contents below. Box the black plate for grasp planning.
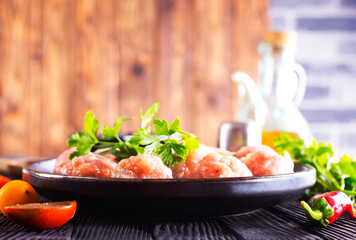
[22,159,316,218]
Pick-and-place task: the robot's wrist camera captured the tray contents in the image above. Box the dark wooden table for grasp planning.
[1,197,355,240]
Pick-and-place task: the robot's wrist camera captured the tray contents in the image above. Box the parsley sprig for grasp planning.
[67,103,200,166]
[67,112,137,160]
[274,134,356,202]
[131,118,199,166]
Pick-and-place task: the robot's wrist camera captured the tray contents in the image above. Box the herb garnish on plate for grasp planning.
[274,134,356,203]
[67,103,199,167]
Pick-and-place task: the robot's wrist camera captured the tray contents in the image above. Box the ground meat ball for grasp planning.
[54,148,118,178]
[170,144,226,178]
[54,145,292,179]
[54,148,76,175]
[185,152,252,178]
[170,148,208,178]
[235,145,294,176]
[70,153,118,178]
[234,145,276,159]
[116,154,173,179]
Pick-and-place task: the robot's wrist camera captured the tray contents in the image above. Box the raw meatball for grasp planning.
[234,145,276,159]
[170,144,225,178]
[54,148,75,175]
[235,145,294,176]
[54,148,118,178]
[116,154,173,179]
[171,148,208,178]
[184,152,252,178]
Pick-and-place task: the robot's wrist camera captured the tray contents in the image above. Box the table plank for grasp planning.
[0,199,355,240]
[218,203,322,240]
[70,210,154,240]
[152,219,236,240]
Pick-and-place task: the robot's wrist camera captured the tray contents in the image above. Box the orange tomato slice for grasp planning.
[0,180,39,216]
[4,201,77,230]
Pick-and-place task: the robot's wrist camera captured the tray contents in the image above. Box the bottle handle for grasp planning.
[292,63,307,107]
[231,72,267,125]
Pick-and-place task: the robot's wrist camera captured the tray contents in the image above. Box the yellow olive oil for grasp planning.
[262,131,299,150]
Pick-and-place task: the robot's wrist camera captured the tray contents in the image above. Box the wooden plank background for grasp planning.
[0,0,268,156]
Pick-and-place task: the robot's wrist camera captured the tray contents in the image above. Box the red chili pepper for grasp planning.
[301,191,356,226]
[0,175,12,189]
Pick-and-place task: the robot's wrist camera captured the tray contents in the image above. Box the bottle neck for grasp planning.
[258,42,297,101]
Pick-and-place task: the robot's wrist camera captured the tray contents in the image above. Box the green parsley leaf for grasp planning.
[171,142,187,159]
[67,132,96,159]
[274,133,356,202]
[84,111,100,141]
[141,102,159,129]
[102,116,131,141]
[183,137,200,154]
[66,103,199,167]
[130,128,157,146]
[336,154,356,177]
[170,132,185,142]
[153,119,170,136]
[144,141,162,155]
[100,142,137,160]
[152,117,200,165]
[169,118,181,134]
[158,143,174,166]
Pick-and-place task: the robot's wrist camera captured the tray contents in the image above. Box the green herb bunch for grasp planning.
[274,134,356,202]
[67,103,200,167]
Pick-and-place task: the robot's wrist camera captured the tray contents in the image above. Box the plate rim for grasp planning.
[22,158,316,217]
[23,158,316,183]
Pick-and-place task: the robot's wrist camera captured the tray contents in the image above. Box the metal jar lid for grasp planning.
[218,121,262,152]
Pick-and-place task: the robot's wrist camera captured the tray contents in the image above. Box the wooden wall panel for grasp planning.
[231,0,269,79]
[75,0,103,126]
[230,0,269,118]
[0,0,30,154]
[190,0,232,146]
[27,0,43,156]
[41,0,74,154]
[0,0,268,156]
[116,0,157,132]
[156,0,192,131]
[97,0,119,126]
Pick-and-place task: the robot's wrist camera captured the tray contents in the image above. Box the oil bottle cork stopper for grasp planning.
[264,31,297,47]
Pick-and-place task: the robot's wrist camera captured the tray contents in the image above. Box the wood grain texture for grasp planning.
[0,0,30,154]
[230,0,269,117]
[190,0,232,146]
[41,0,74,154]
[27,0,43,156]
[1,200,354,240]
[116,0,157,132]
[0,0,268,156]
[97,0,120,126]
[75,0,103,126]
[156,0,192,131]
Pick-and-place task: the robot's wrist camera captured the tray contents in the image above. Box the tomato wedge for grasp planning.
[4,201,77,230]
